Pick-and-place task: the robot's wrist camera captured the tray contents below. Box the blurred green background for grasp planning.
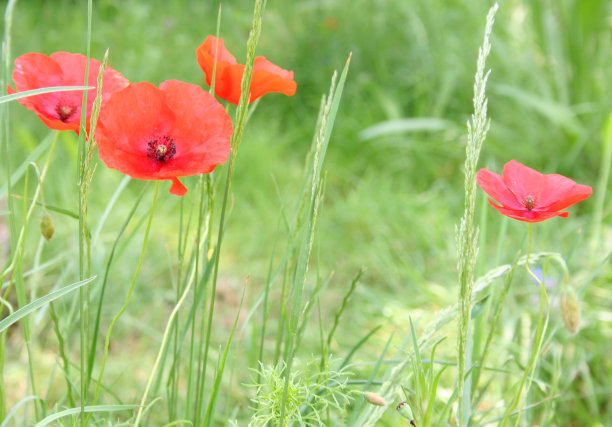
[2,0,612,424]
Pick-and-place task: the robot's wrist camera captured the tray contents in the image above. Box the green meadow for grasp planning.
[1,0,611,425]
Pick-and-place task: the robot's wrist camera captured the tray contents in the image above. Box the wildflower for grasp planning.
[476,160,592,222]
[364,391,386,406]
[95,80,233,196]
[195,35,297,105]
[7,52,129,133]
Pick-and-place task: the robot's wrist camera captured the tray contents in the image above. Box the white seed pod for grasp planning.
[364,392,386,407]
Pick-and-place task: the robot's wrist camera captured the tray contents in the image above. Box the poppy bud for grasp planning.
[561,289,580,334]
[364,392,386,406]
[397,400,416,425]
[40,212,55,241]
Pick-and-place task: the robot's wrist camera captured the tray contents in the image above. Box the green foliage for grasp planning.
[248,361,355,426]
[2,0,611,425]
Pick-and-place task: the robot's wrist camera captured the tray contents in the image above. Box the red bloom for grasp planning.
[96,80,233,196]
[8,52,129,133]
[195,35,297,105]
[476,160,592,222]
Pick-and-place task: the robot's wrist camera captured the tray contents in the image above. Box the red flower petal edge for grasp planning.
[195,35,297,105]
[8,52,129,133]
[476,160,592,223]
[95,80,233,196]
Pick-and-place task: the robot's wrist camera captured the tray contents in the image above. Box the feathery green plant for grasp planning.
[456,4,497,426]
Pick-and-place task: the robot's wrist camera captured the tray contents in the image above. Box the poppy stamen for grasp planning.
[147,136,176,162]
[525,195,535,211]
[55,103,77,122]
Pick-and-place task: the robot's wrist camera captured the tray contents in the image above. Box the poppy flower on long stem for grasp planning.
[8,52,129,133]
[95,80,233,196]
[196,35,297,105]
[476,160,592,222]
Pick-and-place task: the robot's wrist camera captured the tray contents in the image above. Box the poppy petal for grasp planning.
[501,160,548,203]
[159,80,233,175]
[476,168,523,209]
[548,181,593,211]
[169,177,188,196]
[249,56,297,102]
[196,36,242,103]
[10,52,129,133]
[96,82,176,178]
[196,35,296,105]
[488,200,568,222]
[11,53,67,124]
[96,80,232,196]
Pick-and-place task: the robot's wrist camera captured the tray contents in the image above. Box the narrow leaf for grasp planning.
[0,276,96,333]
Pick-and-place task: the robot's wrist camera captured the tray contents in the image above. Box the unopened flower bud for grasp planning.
[397,400,416,425]
[40,212,55,241]
[561,289,580,334]
[364,392,386,406]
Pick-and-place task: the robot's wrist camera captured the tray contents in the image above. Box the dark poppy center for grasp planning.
[55,103,77,122]
[147,136,176,162]
[525,195,535,211]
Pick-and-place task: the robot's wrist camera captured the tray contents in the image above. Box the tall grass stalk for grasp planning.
[456,4,497,426]
[200,0,264,419]
[589,112,612,258]
[278,53,351,425]
[191,8,221,422]
[76,0,94,422]
[0,0,18,417]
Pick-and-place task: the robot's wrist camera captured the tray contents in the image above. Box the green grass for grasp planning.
[1,0,611,425]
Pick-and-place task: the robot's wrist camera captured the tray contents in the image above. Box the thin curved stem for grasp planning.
[134,241,201,427]
[92,182,159,406]
[502,223,550,426]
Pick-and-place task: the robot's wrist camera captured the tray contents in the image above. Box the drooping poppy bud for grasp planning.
[40,211,55,241]
[560,288,581,334]
[364,391,386,407]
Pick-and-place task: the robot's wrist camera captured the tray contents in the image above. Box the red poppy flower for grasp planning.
[195,35,297,105]
[7,52,129,133]
[95,80,233,196]
[476,160,592,222]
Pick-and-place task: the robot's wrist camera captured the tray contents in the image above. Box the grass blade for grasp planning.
[0,276,95,333]
[33,404,139,427]
[0,85,93,104]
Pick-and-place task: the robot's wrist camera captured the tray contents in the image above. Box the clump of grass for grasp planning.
[248,360,355,426]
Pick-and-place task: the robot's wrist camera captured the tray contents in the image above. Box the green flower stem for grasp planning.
[0,130,56,420]
[501,223,550,426]
[0,132,59,287]
[92,182,159,407]
[87,180,147,387]
[134,230,205,427]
